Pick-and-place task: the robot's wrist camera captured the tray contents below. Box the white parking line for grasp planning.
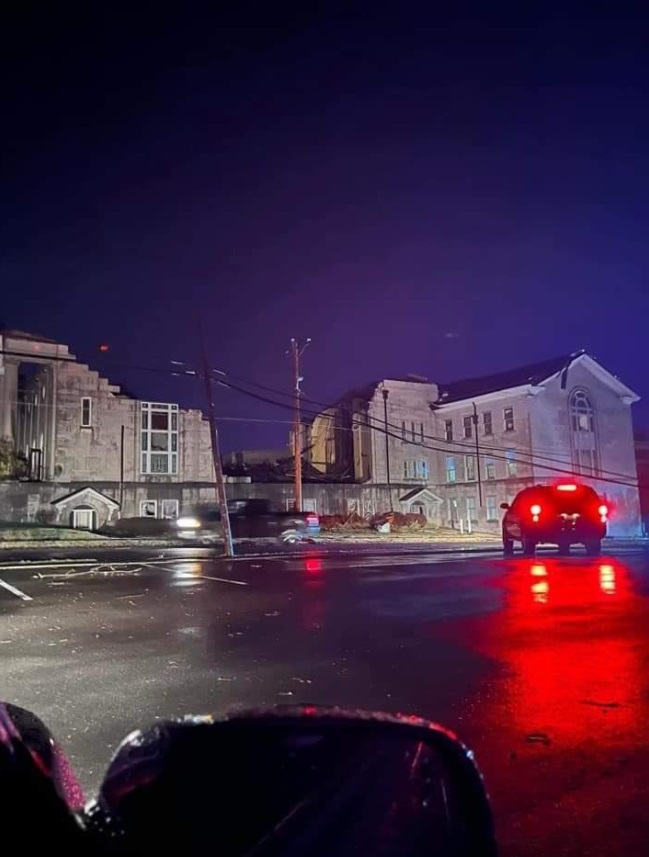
[0,578,33,601]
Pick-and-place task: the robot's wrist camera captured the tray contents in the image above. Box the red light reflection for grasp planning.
[304,557,323,574]
[298,554,328,631]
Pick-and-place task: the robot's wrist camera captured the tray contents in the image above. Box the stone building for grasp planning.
[305,351,642,536]
[0,329,214,527]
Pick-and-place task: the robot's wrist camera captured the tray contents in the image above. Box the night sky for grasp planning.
[2,5,648,450]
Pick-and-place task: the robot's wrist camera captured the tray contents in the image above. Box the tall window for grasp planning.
[401,421,407,440]
[81,397,92,427]
[483,411,493,436]
[466,496,477,523]
[141,403,179,475]
[465,455,476,481]
[446,456,457,483]
[444,420,453,442]
[419,422,425,443]
[504,407,515,432]
[570,390,597,475]
[485,457,496,480]
[505,449,517,477]
[411,421,416,442]
[486,496,498,521]
[463,416,473,439]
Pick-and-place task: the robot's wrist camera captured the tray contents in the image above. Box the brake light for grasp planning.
[530,504,542,515]
[598,504,608,522]
[556,484,577,492]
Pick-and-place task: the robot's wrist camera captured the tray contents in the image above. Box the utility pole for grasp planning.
[472,402,483,506]
[382,387,393,510]
[199,325,234,557]
[289,337,310,512]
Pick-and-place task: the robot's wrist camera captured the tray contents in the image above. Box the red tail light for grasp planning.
[306,514,319,526]
[598,504,608,521]
[530,504,542,516]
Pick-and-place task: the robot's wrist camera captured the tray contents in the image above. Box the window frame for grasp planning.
[485,457,496,480]
[503,407,515,432]
[140,402,179,475]
[505,449,517,476]
[81,396,92,428]
[465,455,476,482]
[486,496,498,521]
[483,411,493,436]
[463,415,473,439]
[161,499,179,519]
[445,456,457,483]
[444,419,453,442]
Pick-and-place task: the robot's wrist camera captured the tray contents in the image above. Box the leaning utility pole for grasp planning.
[199,325,234,557]
[289,337,310,512]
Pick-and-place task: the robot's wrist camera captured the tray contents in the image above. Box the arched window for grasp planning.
[569,390,598,475]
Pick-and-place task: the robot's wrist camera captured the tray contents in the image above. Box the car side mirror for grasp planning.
[500,503,510,510]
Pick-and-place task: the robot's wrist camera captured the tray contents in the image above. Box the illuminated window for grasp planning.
[140,403,179,475]
[446,456,457,483]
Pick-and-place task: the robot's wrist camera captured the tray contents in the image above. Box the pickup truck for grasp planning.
[174,498,321,544]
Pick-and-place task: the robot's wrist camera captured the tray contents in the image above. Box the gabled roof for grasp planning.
[436,350,587,404]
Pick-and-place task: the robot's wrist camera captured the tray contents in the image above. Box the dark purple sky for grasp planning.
[2,5,648,450]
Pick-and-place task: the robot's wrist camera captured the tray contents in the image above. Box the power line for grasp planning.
[3,347,639,488]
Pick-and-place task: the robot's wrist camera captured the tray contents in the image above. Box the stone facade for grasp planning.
[305,353,643,536]
[0,330,215,526]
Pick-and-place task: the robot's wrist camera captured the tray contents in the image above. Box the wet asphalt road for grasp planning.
[2,545,649,856]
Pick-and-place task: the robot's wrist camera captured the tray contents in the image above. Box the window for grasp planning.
[486,496,498,521]
[417,460,429,480]
[466,496,477,523]
[570,390,595,432]
[401,421,407,440]
[81,397,92,427]
[504,407,515,432]
[444,420,453,442]
[463,416,473,439]
[578,448,596,476]
[409,421,415,442]
[570,389,598,475]
[446,456,457,483]
[140,500,158,518]
[465,455,476,481]
[485,457,496,480]
[483,411,493,436]
[161,499,179,519]
[140,403,179,475]
[419,422,425,443]
[505,449,517,476]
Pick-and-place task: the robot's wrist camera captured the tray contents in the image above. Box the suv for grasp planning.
[501,483,608,557]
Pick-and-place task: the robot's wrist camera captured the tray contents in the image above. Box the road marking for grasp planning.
[0,577,33,601]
